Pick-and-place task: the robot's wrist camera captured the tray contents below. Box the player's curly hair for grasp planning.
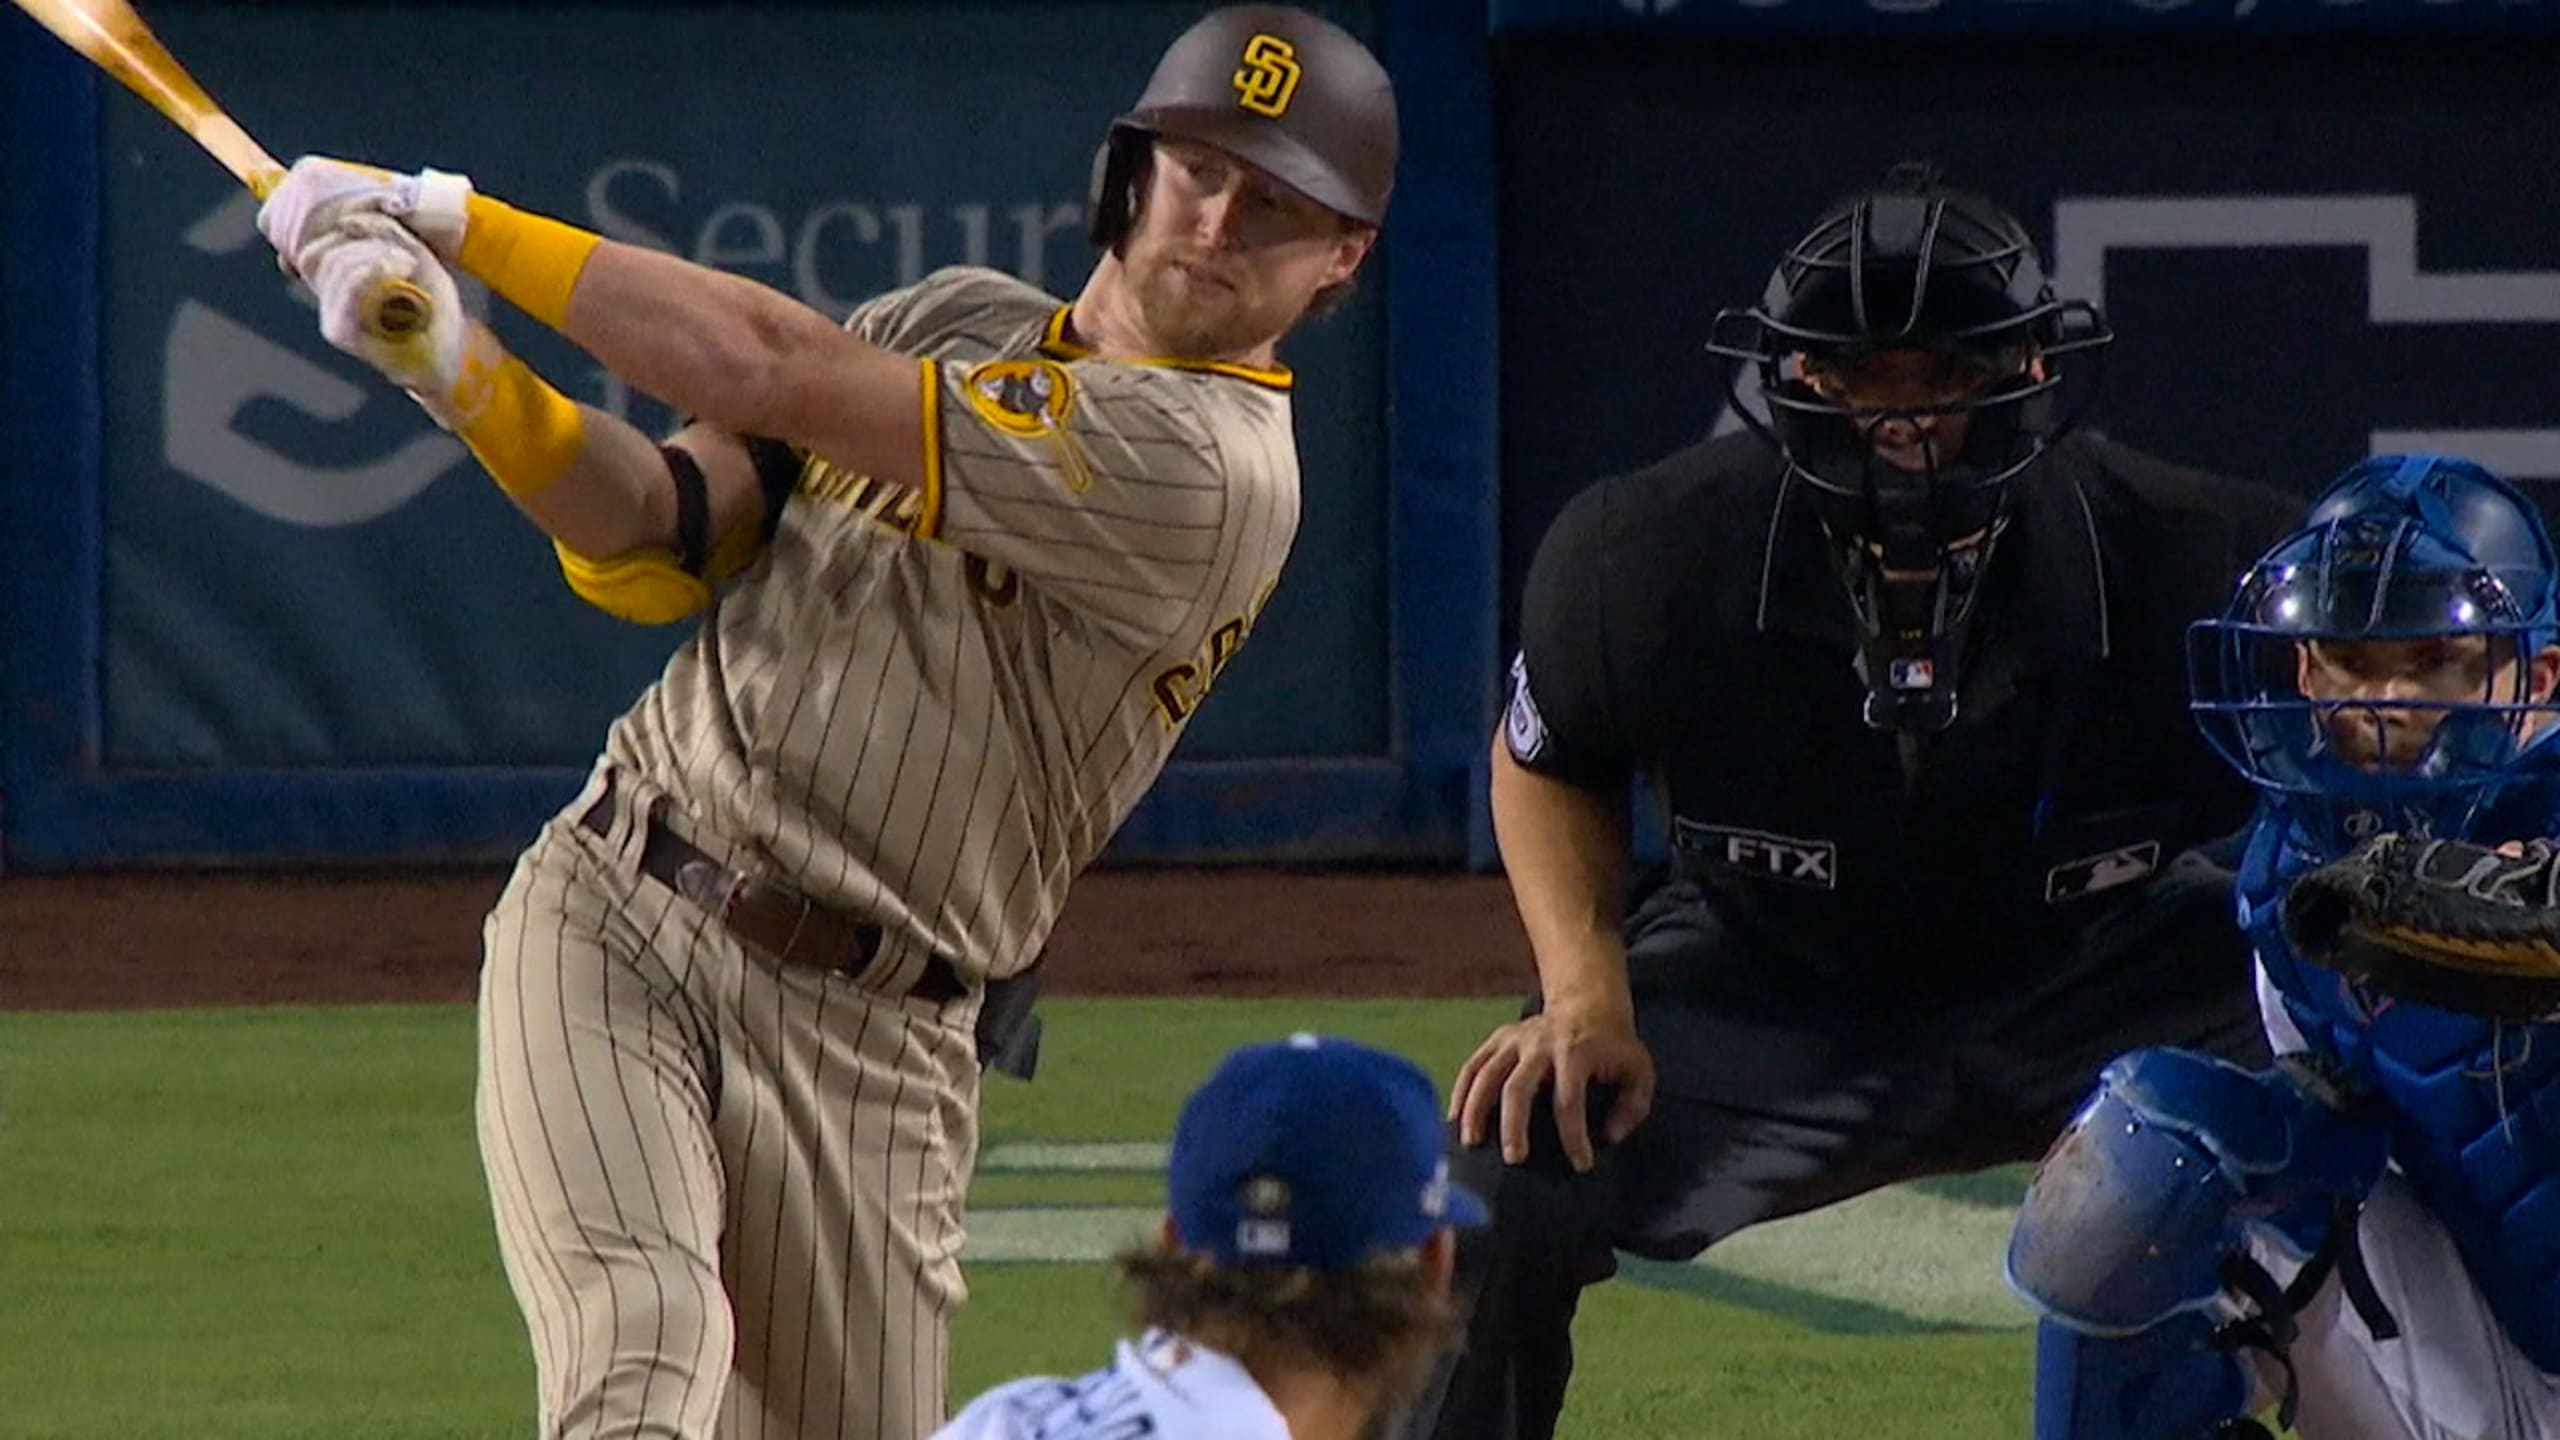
[1113,1242,1457,1392]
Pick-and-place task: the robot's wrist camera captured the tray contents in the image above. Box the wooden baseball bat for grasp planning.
[8,0,429,339]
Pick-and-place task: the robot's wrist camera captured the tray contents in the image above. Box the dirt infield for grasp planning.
[0,869,1529,1010]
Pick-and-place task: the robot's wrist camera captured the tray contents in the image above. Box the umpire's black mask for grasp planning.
[1706,162,2111,734]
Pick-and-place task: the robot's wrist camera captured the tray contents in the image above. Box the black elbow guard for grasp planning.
[743,435,805,540]
[661,444,711,576]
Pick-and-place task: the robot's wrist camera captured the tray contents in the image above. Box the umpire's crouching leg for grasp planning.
[1397,1090,1624,1440]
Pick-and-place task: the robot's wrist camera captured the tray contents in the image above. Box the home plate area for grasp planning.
[965,1141,2037,1332]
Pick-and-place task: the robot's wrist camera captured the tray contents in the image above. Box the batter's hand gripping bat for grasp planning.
[9,0,430,338]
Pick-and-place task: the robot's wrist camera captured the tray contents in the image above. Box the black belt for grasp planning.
[579,781,969,1006]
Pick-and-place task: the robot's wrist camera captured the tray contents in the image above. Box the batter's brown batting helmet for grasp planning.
[1087,4,1398,249]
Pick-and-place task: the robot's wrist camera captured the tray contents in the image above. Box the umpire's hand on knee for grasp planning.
[1451,1006,1655,1174]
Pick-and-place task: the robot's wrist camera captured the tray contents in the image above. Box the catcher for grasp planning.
[2006,453,2560,1440]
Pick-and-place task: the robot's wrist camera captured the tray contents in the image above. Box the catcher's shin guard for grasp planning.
[2031,1315,2255,1440]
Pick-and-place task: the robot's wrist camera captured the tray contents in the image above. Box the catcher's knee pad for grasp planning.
[2007,1048,2284,1336]
[2008,1049,2392,1439]
[2006,1048,2385,1336]
[2031,1315,2253,1440]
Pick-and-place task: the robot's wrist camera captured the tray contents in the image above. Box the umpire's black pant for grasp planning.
[1402,852,2269,1440]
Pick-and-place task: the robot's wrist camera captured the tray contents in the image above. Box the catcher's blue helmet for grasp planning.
[2191,453,2560,857]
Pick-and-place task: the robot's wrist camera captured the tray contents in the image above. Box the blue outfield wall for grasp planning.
[0,0,1502,868]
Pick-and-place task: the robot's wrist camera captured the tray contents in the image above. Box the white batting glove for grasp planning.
[299,213,479,431]
[258,155,474,276]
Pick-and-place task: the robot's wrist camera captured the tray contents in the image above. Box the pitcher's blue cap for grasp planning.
[1167,1033,1488,1270]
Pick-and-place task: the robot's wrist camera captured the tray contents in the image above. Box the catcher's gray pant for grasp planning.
[2235,1176,2560,1440]
[478,771,981,1440]
[1405,851,2270,1440]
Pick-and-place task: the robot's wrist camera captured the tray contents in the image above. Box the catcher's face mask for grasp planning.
[2191,454,2560,857]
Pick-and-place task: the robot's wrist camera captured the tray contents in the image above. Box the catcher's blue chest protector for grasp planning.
[2241,811,2560,1373]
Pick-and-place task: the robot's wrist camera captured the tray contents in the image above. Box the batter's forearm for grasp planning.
[439,324,774,626]
[505,402,686,562]
[411,321,678,559]
[558,243,844,439]
[1489,735,1635,1016]
[454,194,923,481]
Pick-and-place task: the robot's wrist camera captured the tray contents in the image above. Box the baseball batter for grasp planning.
[251,8,1398,1439]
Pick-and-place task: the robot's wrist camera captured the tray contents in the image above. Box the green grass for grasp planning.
[973,997,1518,1142]
[0,1008,526,1438]
[0,999,2031,1438]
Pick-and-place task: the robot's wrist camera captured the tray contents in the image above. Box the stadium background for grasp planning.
[5,1,2560,1435]
[14,0,2559,875]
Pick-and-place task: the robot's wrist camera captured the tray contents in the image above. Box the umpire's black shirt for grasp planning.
[1504,431,2302,1007]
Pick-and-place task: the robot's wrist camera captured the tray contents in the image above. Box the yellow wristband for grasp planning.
[444,330,586,499]
[457,193,603,331]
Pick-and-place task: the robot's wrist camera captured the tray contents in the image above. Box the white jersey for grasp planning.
[933,1331,1292,1440]
[2247,967,2560,1439]
[602,266,1302,981]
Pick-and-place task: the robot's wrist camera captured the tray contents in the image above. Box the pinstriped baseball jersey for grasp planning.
[601,265,1300,982]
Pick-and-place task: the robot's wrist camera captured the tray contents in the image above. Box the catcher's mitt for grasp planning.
[2280,834,2560,1022]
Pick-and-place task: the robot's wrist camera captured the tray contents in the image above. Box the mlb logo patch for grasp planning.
[1887,657,1935,690]
[1236,1218,1291,1258]
[1420,1158,1452,1219]
[2044,842,2161,904]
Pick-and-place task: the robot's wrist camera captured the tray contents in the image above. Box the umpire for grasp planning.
[1405,165,2305,1440]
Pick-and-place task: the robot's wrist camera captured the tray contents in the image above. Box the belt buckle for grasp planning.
[826,915,888,983]
[673,855,747,920]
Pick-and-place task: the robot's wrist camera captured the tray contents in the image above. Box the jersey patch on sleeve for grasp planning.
[1505,652,1549,763]
[958,358,1095,495]
[963,359,1078,439]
